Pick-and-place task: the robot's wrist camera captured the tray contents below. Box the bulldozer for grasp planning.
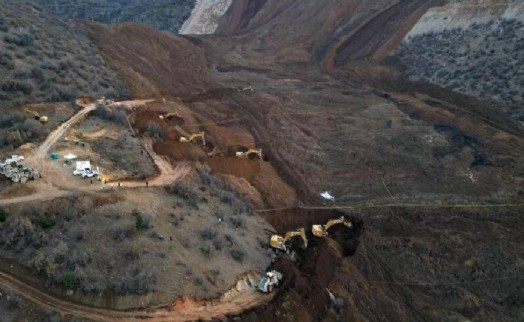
[179,132,206,146]
[235,148,263,159]
[258,270,282,293]
[312,216,352,237]
[24,108,48,123]
[270,228,308,252]
[1,162,42,183]
[159,112,181,120]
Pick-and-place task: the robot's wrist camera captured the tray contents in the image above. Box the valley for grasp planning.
[0,0,522,321]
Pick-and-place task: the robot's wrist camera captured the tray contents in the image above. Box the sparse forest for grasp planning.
[31,0,196,33]
[0,1,129,109]
[394,19,524,122]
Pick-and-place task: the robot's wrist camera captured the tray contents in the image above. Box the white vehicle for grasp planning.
[82,170,99,178]
[5,155,24,164]
[258,270,282,293]
[73,168,90,176]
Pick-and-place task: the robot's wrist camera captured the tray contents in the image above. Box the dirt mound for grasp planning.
[86,22,209,98]
[207,157,296,208]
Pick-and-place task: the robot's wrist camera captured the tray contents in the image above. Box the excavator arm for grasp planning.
[270,228,308,251]
[180,132,206,145]
[24,108,48,123]
[312,216,352,237]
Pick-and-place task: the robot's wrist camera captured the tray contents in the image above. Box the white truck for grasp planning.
[258,270,282,293]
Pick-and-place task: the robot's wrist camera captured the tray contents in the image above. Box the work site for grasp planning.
[0,0,523,321]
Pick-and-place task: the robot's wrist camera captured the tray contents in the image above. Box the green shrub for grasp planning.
[39,216,55,229]
[63,271,74,290]
[134,211,150,231]
[0,207,7,222]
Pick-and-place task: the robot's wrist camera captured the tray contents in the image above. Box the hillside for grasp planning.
[0,1,129,108]
[31,0,195,33]
[0,0,523,321]
[391,0,524,122]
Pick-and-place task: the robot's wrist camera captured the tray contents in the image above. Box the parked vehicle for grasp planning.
[82,170,99,178]
[73,168,90,176]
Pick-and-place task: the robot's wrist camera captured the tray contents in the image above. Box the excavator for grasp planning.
[270,228,308,252]
[24,108,48,123]
[236,148,263,159]
[312,216,352,237]
[237,85,254,93]
[179,132,206,146]
[159,112,181,120]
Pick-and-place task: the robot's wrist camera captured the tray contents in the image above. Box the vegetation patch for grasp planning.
[31,0,196,34]
[0,1,129,109]
[393,19,524,122]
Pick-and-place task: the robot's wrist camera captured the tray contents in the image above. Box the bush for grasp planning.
[39,216,56,229]
[63,271,74,290]
[134,211,150,231]
[230,248,245,263]
[169,182,199,208]
[145,121,163,139]
[200,227,217,241]
[0,207,7,222]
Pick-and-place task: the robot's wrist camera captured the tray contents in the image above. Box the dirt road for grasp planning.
[34,103,96,160]
[0,268,273,321]
[0,99,184,206]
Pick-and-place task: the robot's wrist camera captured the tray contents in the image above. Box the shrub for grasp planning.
[145,121,163,139]
[0,207,7,222]
[134,211,150,231]
[230,248,245,263]
[39,216,56,229]
[63,271,74,290]
[200,228,217,241]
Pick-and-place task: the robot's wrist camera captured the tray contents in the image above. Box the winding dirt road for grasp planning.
[0,99,189,204]
[0,100,273,320]
[0,269,272,321]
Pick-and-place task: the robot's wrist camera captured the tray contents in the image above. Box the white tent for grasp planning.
[75,161,91,171]
[64,153,77,160]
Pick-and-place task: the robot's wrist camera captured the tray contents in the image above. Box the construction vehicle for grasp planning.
[1,162,41,183]
[235,148,263,159]
[24,108,48,123]
[270,228,308,252]
[159,112,181,120]
[180,132,206,146]
[258,270,282,293]
[237,85,254,93]
[312,216,352,237]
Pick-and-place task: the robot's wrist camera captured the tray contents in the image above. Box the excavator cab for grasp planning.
[270,228,308,252]
[312,216,352,237]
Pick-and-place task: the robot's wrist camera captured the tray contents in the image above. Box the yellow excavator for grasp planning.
[179,132,206,145]
[24,108,48,123]
[236,148,263,159]
[312,216,352,237]
[270,228,308,252]
[159,112,181,120]
[237,85,254,93]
